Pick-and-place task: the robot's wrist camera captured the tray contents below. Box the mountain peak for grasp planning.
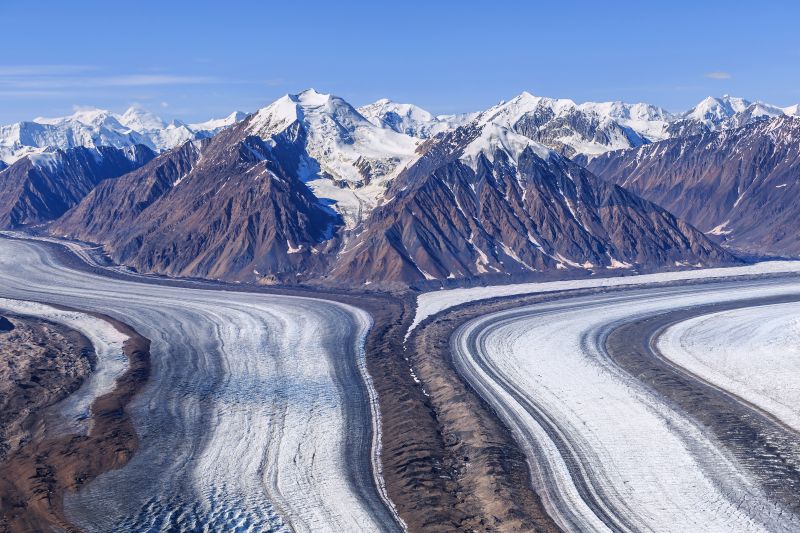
[479,92,578,129]
[358,98,466,139]
[685,95,751,124]
[34,106,115,127]
[118,106,167,132]
[461,122,553,170]
[783,104,800,116]
[248,90,419,225]
[295,88,332,106]
[188,111,247,133]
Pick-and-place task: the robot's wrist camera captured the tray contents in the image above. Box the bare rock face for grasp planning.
[330,125,737,286]
[0,145,154,228]
[587,115,800,256]
[54,121,341,282]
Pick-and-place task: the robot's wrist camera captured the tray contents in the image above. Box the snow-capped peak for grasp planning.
[357,98,467,138]
[296,87,331,106]
[360,99,434,123]
[34,107,123,129]
[189,111,248,133]
[1,105,244,164]
[477,91,576,128]
[742,102,785,119]
[247,89,424,230]
[782,104,800,116]
[118,106,167,132]
[247,89,364,138]
[579,100,674,123]
[684,95,751,125]
[248,89,419,184]
[460,122,553,171]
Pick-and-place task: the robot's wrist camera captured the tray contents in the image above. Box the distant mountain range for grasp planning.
[361,93,799,159]
[4,89,799,286]
[0,106,245,165]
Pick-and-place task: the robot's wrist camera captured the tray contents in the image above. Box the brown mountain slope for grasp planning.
[54,122,340,282]
[330,125,738,285]
[53,117,737,286]
[0,145,154,228]
[586,115,800,256]
[54,141,204,240]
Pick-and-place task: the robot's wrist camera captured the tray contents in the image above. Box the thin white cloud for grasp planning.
[0,74,218,89]
[96,75,218,87]
[705,71,732,80]
[0,90,77,97]
[0,64,219,97]
[0,65,97,76]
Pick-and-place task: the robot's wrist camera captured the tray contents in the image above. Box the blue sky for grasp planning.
[1,0,799,123]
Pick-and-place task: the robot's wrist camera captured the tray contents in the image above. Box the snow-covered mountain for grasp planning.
[361,92,800,162]
[234,89,800,230]
[51,107,734,286]
[588,114,800,256]
[682,95,751,125]
[247,89,422,227]
[330,120,735,284]
[189,111,248,135]
[360,92,674,158]
[357,98,472,138]
[474,92,656,157]
[248,89,419,184]
[784,104,800,116]
[4,91,796,171]
[0,106,245,165]
[5,87,799,286]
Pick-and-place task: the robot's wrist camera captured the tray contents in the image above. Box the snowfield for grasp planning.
[412,260,800,332]
[657,301,800,433]
[0,237,399,533]
[452,279,800,532]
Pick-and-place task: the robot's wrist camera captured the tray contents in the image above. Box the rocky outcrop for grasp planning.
[0,316,13,332]
[587,116,800,256]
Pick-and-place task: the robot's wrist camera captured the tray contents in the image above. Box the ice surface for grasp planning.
[411,261,800,332]
[453,280,800,531]
[658,301,800,432]
[0,237,398,532]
